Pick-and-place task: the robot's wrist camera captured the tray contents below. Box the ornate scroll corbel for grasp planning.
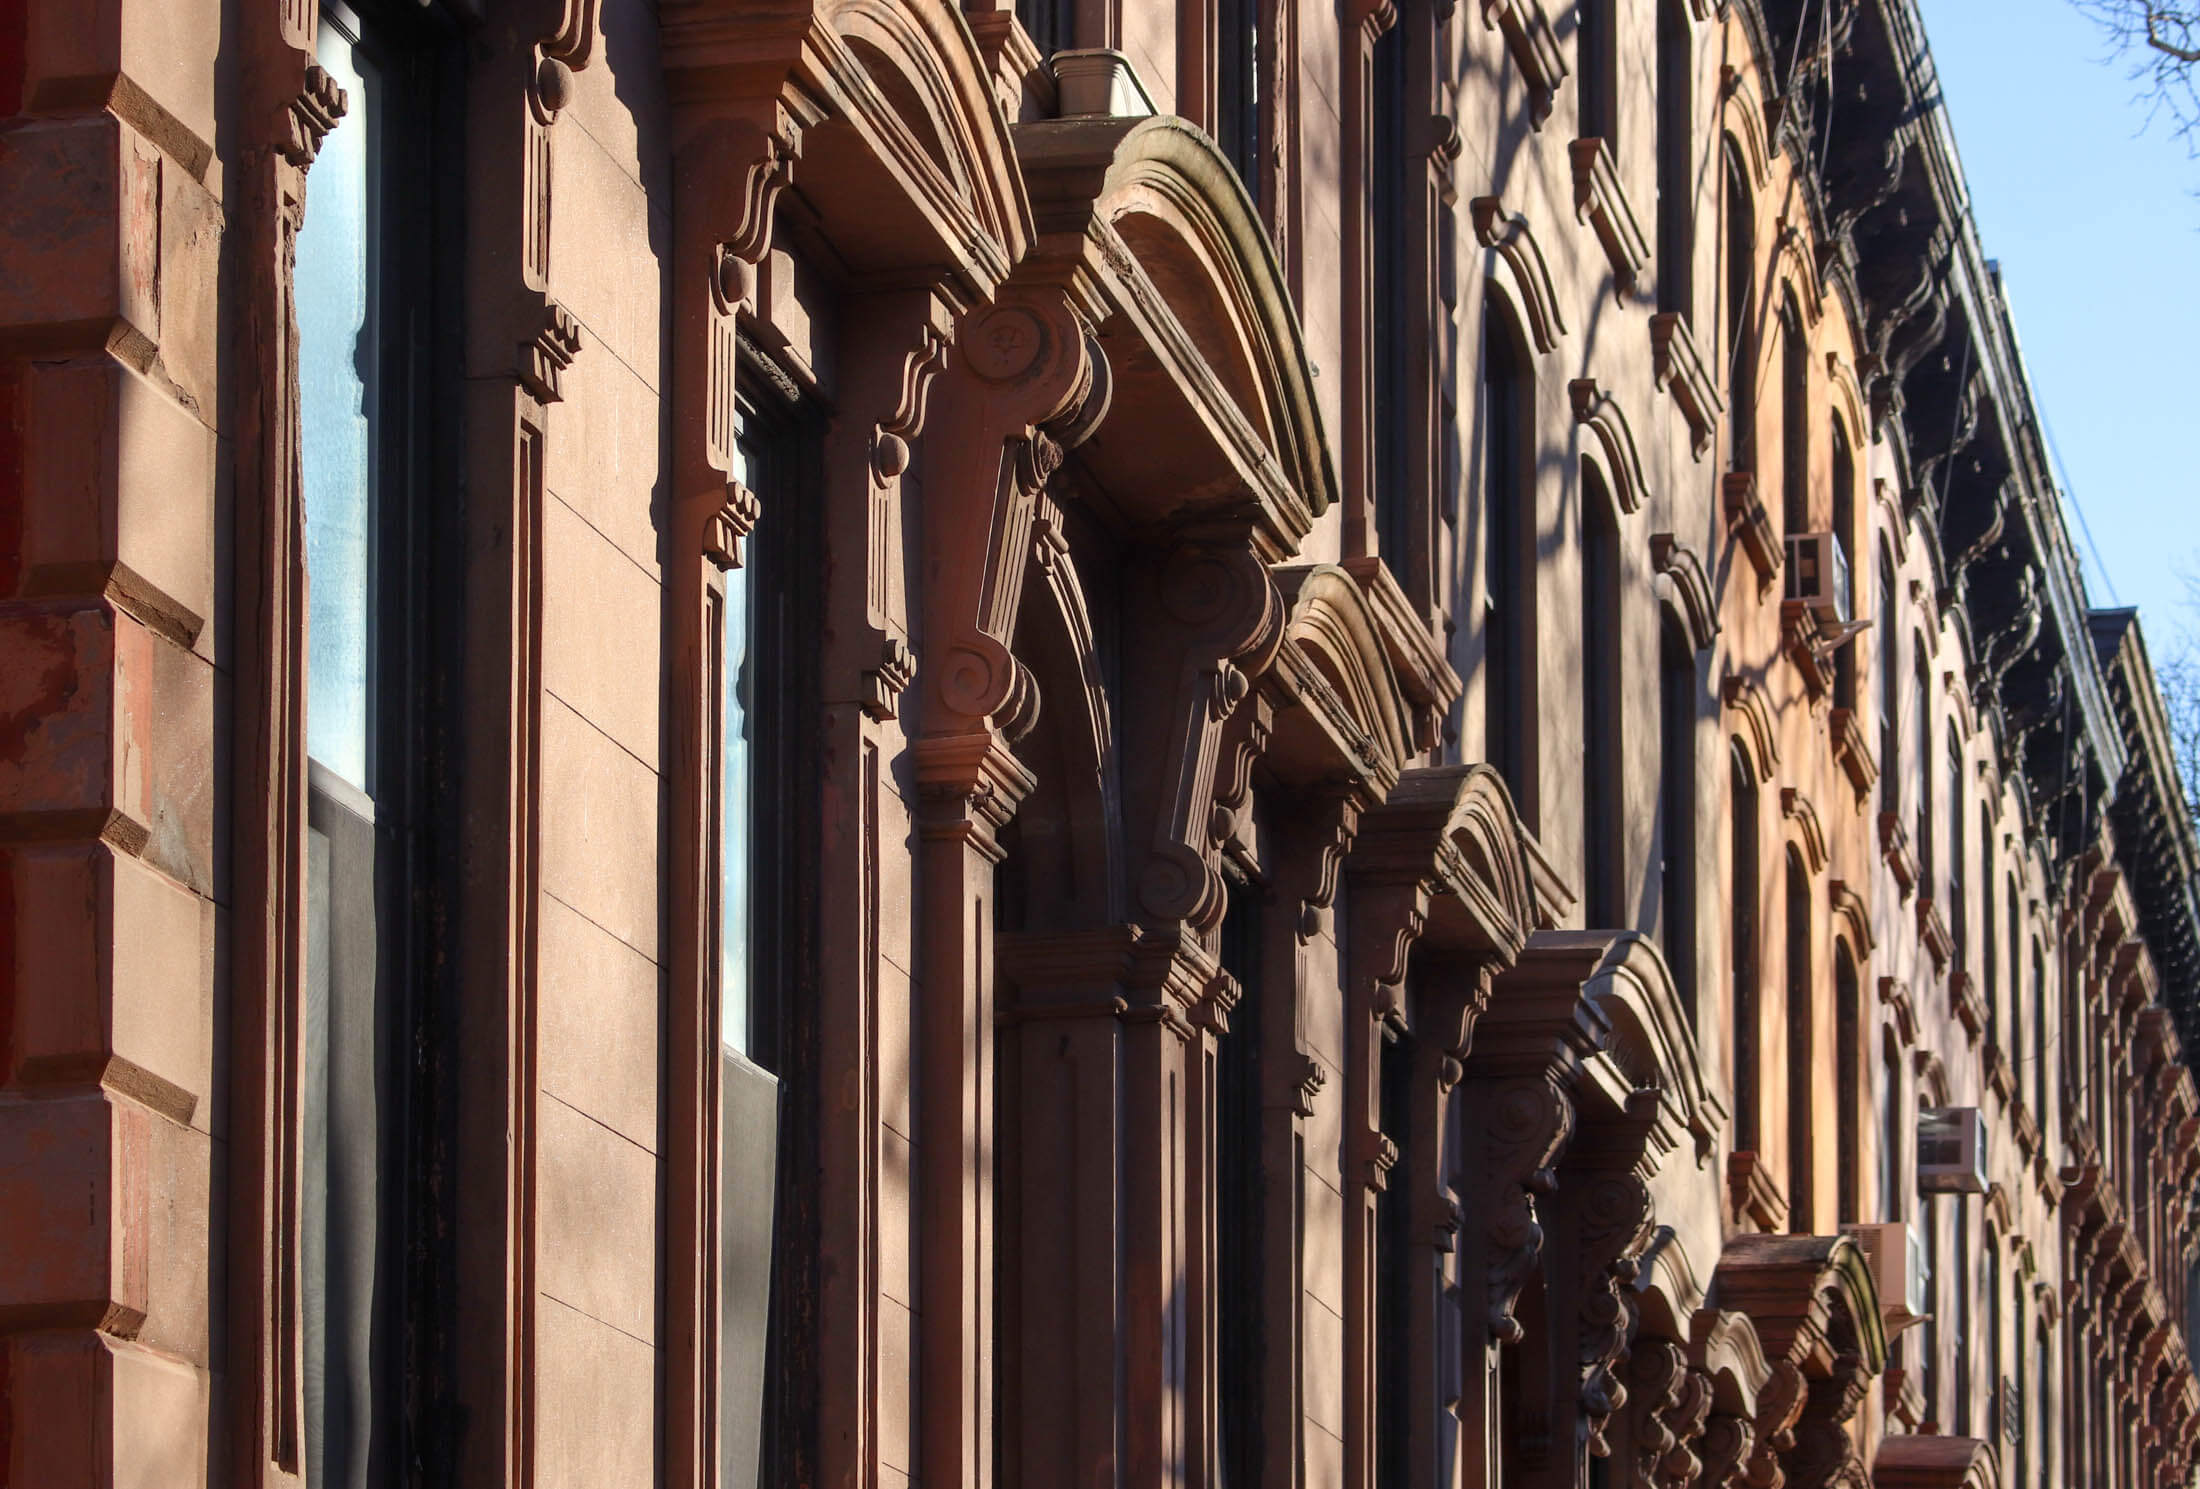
[1483,1075,1574,1342]
[1697,1410,1756,1489]
[1784,1352,1872,1489]
[1630,1343,1714,1488]
[1134,542,1287,932]
[1576,1171,1657,1454]
[1742,1361,1807,1489]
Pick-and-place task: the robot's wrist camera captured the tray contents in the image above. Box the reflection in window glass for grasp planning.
[298,14,377,792]
[722,430,755,1058]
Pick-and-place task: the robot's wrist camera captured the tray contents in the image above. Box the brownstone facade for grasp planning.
[3,0,2197,1487]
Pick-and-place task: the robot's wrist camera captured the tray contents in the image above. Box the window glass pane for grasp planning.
[298,13,378,792]
[722,433,755,1058]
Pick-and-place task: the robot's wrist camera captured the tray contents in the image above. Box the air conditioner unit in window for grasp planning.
[1784,531,1855,628]
[1917,1105,1988,1194]
[1843,1220,1930,1334]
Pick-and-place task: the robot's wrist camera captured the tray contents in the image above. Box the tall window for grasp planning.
[1785,851,1814,1230]
[1723,141,1756,472]
[1985,1239,2002,1448]
[1579,0,1618,145]
[1583,466,1624,926]
[719,398,819,1487]
[1017,0,1076,62]
[1372,17,1410,562]
[1877,547,1900,816]
[2013,1272,2030,1486]
[1779,293,1808,534]
[1921,1192,1941,1420]
[1913,643,1934,886]
[2032,941,2049,1121]
[1836,944,1860,1223]
[1484,297,1537,827]
[1982,813,1999,1047]
[297,6,450,1483]
[1217,875,1265,1489]
[1655,0,1694,317]
[1731,746,1760,1150]
[1217,0,1261,201]
[1879,1033,1903,1221]
[1660,619,1698,1024]
[1832,420,1857,708]
[1947,728,1967,959]
[2034,1318,2052,1489]
[2007,880,2022,1086]
[1953,1197,1973,1434]
[1376,1002,1411,1489]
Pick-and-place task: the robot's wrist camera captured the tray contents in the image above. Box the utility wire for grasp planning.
[2041,414,2122,608]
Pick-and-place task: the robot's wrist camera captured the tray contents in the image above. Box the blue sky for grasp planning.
[1914,0,2200,653]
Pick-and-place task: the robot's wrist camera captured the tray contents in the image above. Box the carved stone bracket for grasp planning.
[280,64,347,167]
[1569,138,1650,299]
[1828,708,1878,804]
[861,637,918,721]
[1651,313,1723,459]
[702,478,763,571]
[1723,472,1783,594]
[1480,0,1569,126]
[520,300,584,405]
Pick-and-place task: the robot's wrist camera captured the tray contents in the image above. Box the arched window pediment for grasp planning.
[1017,114,1337,546]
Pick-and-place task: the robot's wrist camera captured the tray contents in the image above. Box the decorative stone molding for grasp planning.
[1781,601,1835,703]
[1570,378,1650,514]
[1651,312,1723,458]
[1829,879,1874,957]
[1569,138,1650,298]
[1781,789,1830,875]
[1722,674,1781,784]
[1480,0,1569,126]
[1720,63,1777,188]
[1652,533,1721,650]
[1472,195,1569,352]
[1877,975,1919,1047]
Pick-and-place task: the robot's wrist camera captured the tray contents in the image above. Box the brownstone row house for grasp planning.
[4,0,2200,1485]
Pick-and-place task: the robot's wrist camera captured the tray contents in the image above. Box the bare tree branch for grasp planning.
[2150,9,2200,63]
[2074,1,2200,149]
